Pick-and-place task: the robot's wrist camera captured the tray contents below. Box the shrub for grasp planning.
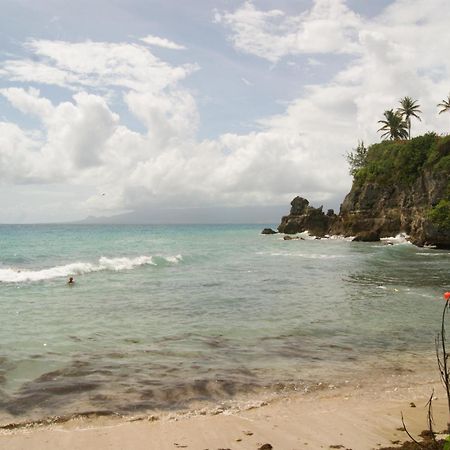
[429,200,450,231]
[352,133,442,187]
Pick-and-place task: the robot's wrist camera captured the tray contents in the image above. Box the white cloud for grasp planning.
[140,34,186,50]
[307,57,323,67]
[44,92,120,171]
[0,89,120,181]
[215,0,362,63]
[124,88,199,144]
[0,38,201,188]
[1,1,450,222]
[0,87,54,118]
[0,121,40,183]
[1,39,196,92]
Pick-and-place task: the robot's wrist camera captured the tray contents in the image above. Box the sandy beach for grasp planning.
[1,366,448,450]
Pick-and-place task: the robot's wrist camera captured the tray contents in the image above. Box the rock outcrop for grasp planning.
[277,196,336,237]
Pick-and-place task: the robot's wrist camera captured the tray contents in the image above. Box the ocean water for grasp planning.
[0,224,448,424]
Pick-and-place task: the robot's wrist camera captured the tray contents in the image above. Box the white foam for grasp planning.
[299,231,316,240]
[269,252,345,259]
[327,235,355,241]
[0,255,182,283]
[164,254,183,263]
[380,233,411,245]
[279,232,355,242]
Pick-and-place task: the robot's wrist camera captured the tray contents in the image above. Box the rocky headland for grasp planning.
[275,133,450,249]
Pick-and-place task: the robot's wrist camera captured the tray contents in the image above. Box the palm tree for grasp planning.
[398,96,421,139]
[377,109,409,141]
[438,94,450,115]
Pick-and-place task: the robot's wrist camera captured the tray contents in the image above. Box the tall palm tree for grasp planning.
[438,94,450,115]
[377,109,409,141]
[397,96,421,139]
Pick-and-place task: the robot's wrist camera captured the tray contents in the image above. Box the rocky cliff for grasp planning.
[277,133,450,248]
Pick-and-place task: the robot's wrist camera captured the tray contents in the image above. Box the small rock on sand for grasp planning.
[257,445,273,450]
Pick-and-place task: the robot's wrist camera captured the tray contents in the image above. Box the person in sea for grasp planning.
[68,277,74,284]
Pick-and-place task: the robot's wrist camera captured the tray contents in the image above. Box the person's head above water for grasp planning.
[68,277,74,284]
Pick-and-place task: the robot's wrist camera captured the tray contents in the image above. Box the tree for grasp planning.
[346,140,368,176]
[377,109,408,140]
[398,96,421,139]
[438,94,450,115]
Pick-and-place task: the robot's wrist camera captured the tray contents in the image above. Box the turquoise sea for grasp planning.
[0,224,448,424]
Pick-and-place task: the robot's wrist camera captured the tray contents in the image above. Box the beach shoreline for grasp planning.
[1,224,448,448]
[1,364,447,450]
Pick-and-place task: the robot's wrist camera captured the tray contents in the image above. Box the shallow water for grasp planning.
[0,224,448,423]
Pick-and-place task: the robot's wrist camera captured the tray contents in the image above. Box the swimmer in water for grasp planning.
[68,277,74,284]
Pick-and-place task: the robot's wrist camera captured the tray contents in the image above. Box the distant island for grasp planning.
[275,132,450,249]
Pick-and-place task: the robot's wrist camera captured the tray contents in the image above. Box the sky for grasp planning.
[0,0,450,223]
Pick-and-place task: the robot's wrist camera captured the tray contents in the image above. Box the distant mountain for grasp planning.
[77,204,290,225]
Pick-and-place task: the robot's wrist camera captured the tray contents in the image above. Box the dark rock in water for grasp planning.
[258,445,273,450]
[352,231,380,242]
[277,196,336,236]
[283,235,305,240]
[261,228,277,235]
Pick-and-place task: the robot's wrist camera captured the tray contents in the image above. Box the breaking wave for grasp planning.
[380,233,411,245]
[0,255,183,283]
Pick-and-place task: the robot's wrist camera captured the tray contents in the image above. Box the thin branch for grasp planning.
[426,390,436,443]
[401,412,424,448]
[436,335,446,384]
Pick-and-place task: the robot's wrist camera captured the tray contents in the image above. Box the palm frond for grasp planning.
[398,97,422,138]
[377,109,408,140]
[438,95,450,114]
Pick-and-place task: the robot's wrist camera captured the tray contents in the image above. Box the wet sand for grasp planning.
[1,369,448,450]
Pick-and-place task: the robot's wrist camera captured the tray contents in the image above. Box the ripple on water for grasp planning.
[0,224,447,425]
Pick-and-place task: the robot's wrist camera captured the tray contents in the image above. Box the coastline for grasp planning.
[1,361,447,449]
[1,225,448,448]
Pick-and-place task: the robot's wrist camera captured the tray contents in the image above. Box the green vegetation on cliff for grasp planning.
[429,199,450,230]
[348,132,450,231]
[352,133,450,186]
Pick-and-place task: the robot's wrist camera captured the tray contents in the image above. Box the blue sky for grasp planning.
[0,0,449,223]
